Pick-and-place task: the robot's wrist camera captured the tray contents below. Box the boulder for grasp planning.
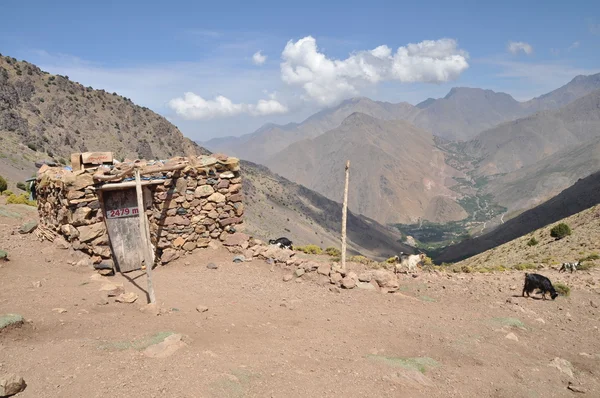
[0,250,7,261]
[341,276,357,289]
[207,192,226,203]
[0,314,24,331]
[161,249,180,264]
[373,270,399,291]
[19,221,38,234]
[0,373,27,397]
[77,223,106,243]
[182,241,196,251]
[317,264,331,276]
[115,292,138,303]
[295,268,305,277]
[222,233,249,247]
[330,272,343,285]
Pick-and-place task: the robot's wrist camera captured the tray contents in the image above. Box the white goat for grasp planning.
[393,252,426,274]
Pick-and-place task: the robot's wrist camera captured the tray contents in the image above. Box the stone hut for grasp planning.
[35,153,244,272]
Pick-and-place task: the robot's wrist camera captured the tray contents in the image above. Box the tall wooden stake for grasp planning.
[135,170,156,304]
[341,160,350,272]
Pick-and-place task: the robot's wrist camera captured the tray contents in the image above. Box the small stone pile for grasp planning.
[235,239,401,293]
[36,154,244,265]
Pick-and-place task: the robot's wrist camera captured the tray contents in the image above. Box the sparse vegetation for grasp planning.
[554,282,570,297]
[513,263,537,271]
[325,247,341,257]
[527,237,538,246]
[16,182,26,191]
[550,223,571,240]
[348,255,373,265]
[0,175,7,193]
[2,190,14,197]
[6,193,36,206]
[294,245,323,255]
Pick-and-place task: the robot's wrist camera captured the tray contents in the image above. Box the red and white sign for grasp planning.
[106,207,139,219]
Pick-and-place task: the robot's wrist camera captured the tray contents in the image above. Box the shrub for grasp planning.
[527,237,538,246]
[2,190,14,196]
[461,265,473,273]
[6,193,36,206]
[325,247,341,257]
[514,263,537,271]
[16,182,26,191]
[348,255,373,265]
[582,253,600,261]
[554,282,570,297]
[294,245,323,255]
[550,223,571,240]
[27,143,37,151]
[385,256,397,264]
[0,175,7,193]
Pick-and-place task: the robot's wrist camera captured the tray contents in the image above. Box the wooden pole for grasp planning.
[341,160,350,272]
[135,170,156,304]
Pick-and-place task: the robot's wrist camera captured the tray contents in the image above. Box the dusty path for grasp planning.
[1,204,599,397]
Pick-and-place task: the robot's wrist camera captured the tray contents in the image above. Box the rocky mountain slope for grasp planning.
[202,73,600,164]
[484,136,600,216]
[241,160,411,260]
[0,55,202,164]
[267,113,467,224]
[435,169,600,263]
[0,54,406,259]
[468,89,600,177]
[202,97,418,164]
[453,203,600,270]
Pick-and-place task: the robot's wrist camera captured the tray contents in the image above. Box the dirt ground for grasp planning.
[1,202,599,398]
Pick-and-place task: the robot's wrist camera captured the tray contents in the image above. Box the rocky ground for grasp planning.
[1,201,600,397]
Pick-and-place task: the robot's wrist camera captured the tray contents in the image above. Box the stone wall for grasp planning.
[36,154,244,267]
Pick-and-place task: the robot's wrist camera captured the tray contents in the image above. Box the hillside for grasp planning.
[485,137,600,215]
[523,72,600,111]
[0,54,406,259]
[266,113,467,224]
[435,169,600,263]
[202,73,600,166]
[468,89,600,176]
[0,55,202,170]
[201,97,418,164]
[454,204,600,270]
[241,160,411,259]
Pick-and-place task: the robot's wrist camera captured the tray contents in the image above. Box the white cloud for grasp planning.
[280,36,469,105]
[568,41,580,51]
[507,41,533,55]
[168,92,288,120]
[252,51,267,65]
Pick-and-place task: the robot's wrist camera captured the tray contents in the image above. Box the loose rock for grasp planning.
[196,305,209,313]
[232,255,245,263]
[115,292,138,304]
[0,373,27,397]
[143,333,187,358]
[295,268,305,277]
[283,274,293,282]
[52,308,67,314]
[207,263,218,270]
[0,314,24,331]
[19,221,38,234]
[505,333,519,342]
[549,357,575,378]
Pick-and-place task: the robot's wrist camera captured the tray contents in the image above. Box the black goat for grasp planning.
[522,273,559,300]
[269,237,293,250]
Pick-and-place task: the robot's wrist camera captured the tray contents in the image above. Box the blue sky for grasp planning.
[1,0,599,141]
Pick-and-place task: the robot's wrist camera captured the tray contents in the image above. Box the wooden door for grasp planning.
[101,188,150,273]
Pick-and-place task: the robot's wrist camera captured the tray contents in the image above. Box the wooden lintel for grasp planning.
[97,179,165,191]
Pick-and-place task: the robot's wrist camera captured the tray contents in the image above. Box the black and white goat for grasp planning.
[559,261,580,273]
[269,237,293,250]
[522,273,559,300]
[393,252,425,274]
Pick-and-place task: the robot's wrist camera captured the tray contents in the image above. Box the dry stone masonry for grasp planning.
[36,153,244,266]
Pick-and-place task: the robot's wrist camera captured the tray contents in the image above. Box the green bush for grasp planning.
[554,282,570,297]
[6,193,36,206]
[527,237,538,246]
[0,175,7,193]
[348,255,373,265]
[583,253,600,261]
[550,223,571,240]
[294,245,323,255]
[325,247,341,257]
[2,190,14,196]
[514,263,537,271]
[16,182,26,191]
